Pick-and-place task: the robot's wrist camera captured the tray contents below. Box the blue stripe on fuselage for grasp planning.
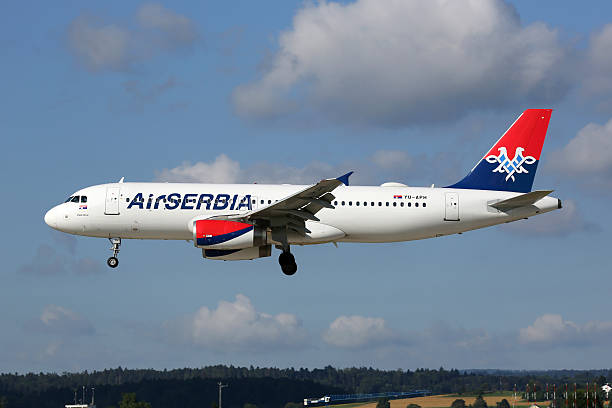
[196,226,254,246]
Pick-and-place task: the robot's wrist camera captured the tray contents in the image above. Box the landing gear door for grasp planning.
[105,187,120,215]
[444,192,459,221]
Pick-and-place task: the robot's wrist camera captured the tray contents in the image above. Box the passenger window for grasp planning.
[342,201,345,206]
[261,200,264,204]
[356,201,359,206]
[408,202,412,207]
[385,202,389,206]
[349,201,352,206]
[371,202,374,206]
[71,196,80,203]
[400,202,404,207]
[334,201,338,205]
[126,198,130,202]
[415,202,419,207]
[363,202,367,206]
[423,203,427,207]
[268,200,272,204]
[393,202,397,207]
[81,196,87,203]
[378,202,382,206]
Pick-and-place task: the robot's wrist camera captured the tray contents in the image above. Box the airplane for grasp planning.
[44,109,561,275]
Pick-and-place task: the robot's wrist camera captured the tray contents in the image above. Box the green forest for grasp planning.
[0,366,611,408]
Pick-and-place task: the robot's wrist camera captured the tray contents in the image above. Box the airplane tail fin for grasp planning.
[446,109,552,193]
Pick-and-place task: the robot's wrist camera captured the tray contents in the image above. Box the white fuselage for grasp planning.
[44,182,560,245]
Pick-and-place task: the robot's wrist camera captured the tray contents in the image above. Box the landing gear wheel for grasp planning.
[107,238,121,268]
[107,256,119,268]
[279,252,297,276]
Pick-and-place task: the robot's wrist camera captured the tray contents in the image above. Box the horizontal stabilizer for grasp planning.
[490,190,554,211]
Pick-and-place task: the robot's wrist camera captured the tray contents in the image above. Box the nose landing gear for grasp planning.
[107,237,121,268]
[278,250,297,276]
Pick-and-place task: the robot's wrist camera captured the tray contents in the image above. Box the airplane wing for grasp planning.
[219,171,353,235]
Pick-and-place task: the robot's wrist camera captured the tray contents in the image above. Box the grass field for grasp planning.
[335,394,552,408]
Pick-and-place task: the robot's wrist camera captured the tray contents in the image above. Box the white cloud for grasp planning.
[500,199,596,236]
[27,305,95,336]
[583,24,612,108]
[18,244,67,276]
[519,314,612,347]
[68,17,130,71]
[549,119,612,187]
[156,154,342,184]
[18,236,102,276]
[68,3,197,72]
[136,3,197,45]
[154,150,455,186]
[371,150,411,171]
[156,154,241,183]
[323,315,399,348]
[168,294,307,352]
[233,0,570,127]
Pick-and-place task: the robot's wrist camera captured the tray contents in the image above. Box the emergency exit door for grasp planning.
[444,192,459,221]
[105,187,120,215]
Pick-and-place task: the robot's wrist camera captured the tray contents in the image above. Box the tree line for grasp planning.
[0,366,611,408]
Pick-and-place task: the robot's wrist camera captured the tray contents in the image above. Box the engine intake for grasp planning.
[193,219,266,249]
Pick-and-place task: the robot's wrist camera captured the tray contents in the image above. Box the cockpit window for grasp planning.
[71,196,80,203]
[65,196,73,203]
[81,196,87,203]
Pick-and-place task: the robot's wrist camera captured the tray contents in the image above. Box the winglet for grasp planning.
[336,171,354,186]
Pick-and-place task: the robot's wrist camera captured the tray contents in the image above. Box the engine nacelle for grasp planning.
[193,219,266,250]
[203,245,272,261]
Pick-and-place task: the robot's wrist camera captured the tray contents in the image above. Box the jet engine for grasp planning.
[193,219,266,249]
[202,245,272,260]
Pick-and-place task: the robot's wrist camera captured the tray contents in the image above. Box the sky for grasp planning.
[1,0,612,373]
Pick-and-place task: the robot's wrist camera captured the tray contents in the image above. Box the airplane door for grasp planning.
[444,192,459,221]
[105,187,120,215]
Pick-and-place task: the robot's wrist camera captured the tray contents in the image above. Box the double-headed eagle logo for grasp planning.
[485,147,536,182]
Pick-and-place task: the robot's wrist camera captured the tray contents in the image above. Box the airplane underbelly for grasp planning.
[321,210,442,243]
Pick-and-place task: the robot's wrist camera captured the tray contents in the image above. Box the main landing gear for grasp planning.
[107,237,121,268]
[278,250,297,276]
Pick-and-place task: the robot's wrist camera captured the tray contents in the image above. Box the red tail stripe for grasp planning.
[485,109,552,161]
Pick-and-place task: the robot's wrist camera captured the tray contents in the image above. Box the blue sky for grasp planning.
[2,0,612,373]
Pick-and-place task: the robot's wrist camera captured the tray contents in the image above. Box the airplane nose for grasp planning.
[44,207,58,229]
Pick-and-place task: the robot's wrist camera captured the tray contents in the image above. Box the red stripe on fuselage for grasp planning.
[195,220,253,238]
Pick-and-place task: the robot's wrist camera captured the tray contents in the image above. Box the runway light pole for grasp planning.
[218,382,228,408]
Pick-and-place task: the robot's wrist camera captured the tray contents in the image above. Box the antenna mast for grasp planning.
[218,382,228,408]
